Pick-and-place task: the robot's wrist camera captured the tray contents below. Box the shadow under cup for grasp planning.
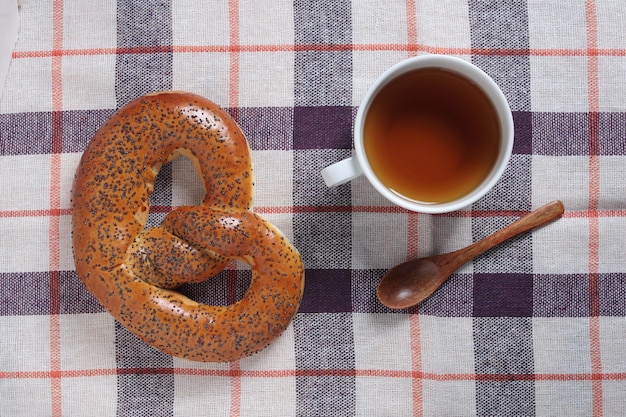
[354,56,514,213]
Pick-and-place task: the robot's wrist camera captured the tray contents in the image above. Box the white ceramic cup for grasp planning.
[321,54,514,214]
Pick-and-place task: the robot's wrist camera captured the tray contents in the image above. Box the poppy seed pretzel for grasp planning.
[71,91,305,362]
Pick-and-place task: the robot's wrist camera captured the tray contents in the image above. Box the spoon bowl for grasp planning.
[377,200,565,309]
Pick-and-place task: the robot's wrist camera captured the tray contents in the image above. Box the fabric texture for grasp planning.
[1,0,626,416]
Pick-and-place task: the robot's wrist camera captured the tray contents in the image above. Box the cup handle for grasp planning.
[321,156,364,187]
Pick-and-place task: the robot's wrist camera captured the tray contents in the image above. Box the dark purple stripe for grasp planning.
[350,269,390,314]
[0,112,52,155]
[293,106,354,149]
[115,321,174,415]
[62,109,115,153]
[0,272,50,316]
[296,376,356,416]
[298,269,352,313]
[476,379,535,416]
[473,273,534,317]
[473,317,535,415]
[293,148,354,207]
[293,313,356,416]
[472,54,531,113]
[293,212,353,270]
[294,1,352,45]
[293,313,355,369]
[294,50,353,107]
[293,3,356,413]
[468,1,530,49]
[294,0,352,108]
[234,106,294,150]
[598,272,626,316]
[115,0,173,106]
[513,111,532,155]
[469,2,531,113]
[4,108,621,156]
[532,112,591,156]
[115,2,175,416]
[533,274,590,317]
[59,271,106,314]
[3,270,619,318]
[0,107,304,156]
[469,5,535,415]
[598,112,626,155]
[0,271,104,316]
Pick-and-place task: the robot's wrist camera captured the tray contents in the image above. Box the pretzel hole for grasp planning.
[146,153,205,228]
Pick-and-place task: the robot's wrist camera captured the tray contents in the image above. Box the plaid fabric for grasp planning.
[1,0,626,416]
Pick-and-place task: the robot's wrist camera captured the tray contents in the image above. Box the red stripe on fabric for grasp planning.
[403,0,420,247]
[407,212,419,262]
[4,366,626,383]
[49,313,62,414]
[0,208,72,218]
[13,44,626,60]
[228,0,240,119]
[229,361,242,417]
[48,155,62,261]
[408,314,423,417]
[227,6,241,411]
[584,1,603,416]
[405,0,418,58]
[49,0,65,414]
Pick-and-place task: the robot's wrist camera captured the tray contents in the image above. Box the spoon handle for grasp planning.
[455,200,565,262]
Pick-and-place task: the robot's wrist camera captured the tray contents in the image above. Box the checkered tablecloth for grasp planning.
[1,0,626,416]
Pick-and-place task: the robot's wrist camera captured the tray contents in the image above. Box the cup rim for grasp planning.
[354,54,514,214]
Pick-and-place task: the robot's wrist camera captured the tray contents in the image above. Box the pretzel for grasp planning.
[71,91,305,362]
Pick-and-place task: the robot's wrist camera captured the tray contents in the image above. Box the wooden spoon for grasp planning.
[376,200,565,309]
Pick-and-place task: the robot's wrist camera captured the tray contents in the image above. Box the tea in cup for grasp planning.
[321,55,513,214]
